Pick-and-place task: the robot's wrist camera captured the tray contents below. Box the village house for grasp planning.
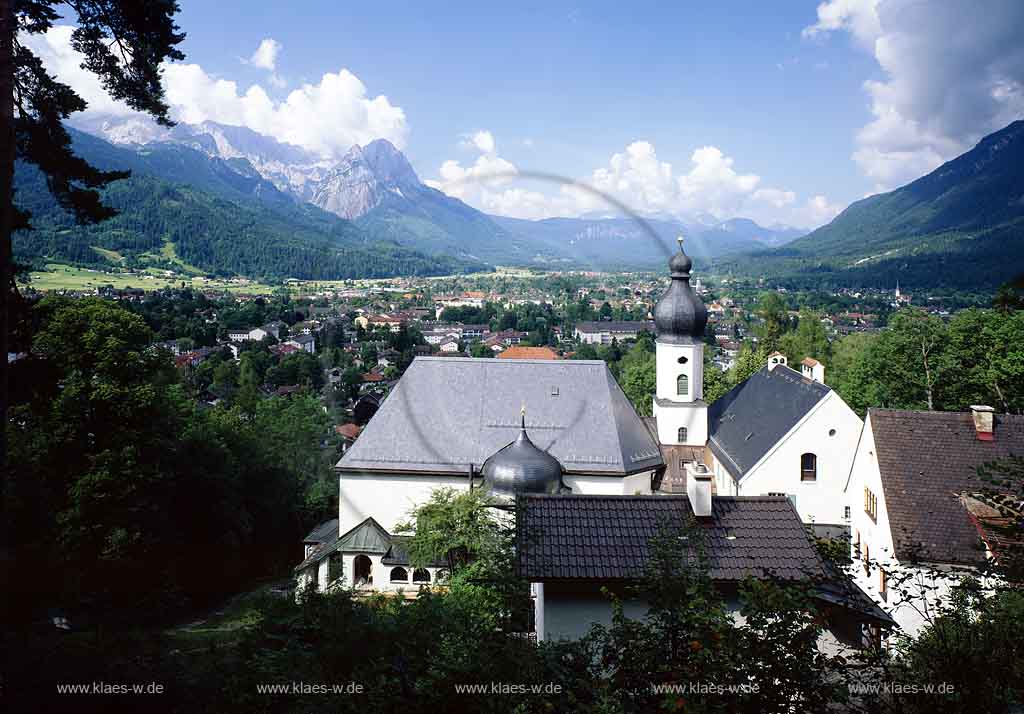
[845,407,1024,639]
[516,487,892,647]
[335,423,362,453]
[438,337,461,353]
[285,333,317,354]
[434,291,487,318]
[574,320,655,345]
[354,314,404,333]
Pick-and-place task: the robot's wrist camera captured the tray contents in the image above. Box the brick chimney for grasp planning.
[971,405,995,441]
[686,462,713,518]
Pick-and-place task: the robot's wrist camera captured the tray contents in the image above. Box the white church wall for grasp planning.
[653,402,709,447]
[740,391,862,526]
[655,341,703,402]
[338,472,470,534]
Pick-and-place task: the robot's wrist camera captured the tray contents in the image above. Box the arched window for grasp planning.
[800,453,817,482]
[413,568,431,583]
[677,373,689,396]
[677,427,687,443]
[389,567,408,583]
[354,555,373,585]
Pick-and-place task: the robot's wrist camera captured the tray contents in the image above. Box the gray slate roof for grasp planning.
[339,357,663,476]
[708,365,831,479]
[868,409,1024,565]
[303,518,338,544]
[516,494,826,582]
[294,517,391,573]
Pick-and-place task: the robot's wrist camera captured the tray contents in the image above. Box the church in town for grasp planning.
[296,238,865,602]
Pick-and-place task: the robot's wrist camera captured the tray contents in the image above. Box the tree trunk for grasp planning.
[1,0,13,497]
[921,339,934,411]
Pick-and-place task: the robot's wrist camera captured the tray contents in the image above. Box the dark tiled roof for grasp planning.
[869,409,1024,565]
[515,495,826,582]
[708,365,831,478]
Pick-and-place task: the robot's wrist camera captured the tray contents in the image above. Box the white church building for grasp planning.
[296,238,864,593]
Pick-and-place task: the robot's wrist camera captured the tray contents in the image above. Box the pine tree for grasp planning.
[2,0,185,481]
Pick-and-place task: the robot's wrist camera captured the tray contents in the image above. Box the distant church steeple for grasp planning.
[651,236,708,447]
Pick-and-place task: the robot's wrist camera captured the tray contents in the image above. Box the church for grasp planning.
[296,238,863,595]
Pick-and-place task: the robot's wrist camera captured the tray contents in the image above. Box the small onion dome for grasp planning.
[481,415,564,497]
[653,237,708,344]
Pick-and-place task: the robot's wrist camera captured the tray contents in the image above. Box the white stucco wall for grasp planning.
[338,472,471,534]
[563,470,653,495]
[736,391,862,526]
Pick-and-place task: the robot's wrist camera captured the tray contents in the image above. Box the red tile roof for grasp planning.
[335,423,362,440]
[497,346,560,360]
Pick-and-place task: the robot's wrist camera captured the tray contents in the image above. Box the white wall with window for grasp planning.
[712,390,862,527]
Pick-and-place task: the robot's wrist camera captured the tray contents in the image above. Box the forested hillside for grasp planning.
[719,120,1024,291]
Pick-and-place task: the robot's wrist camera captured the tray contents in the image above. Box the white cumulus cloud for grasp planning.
[23,25,408,158]
[429,134,843,227]
[460,129,496,154]
[804,0,1024,189]
[247,38,281,71]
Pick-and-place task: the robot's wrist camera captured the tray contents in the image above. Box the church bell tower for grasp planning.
[652,237,709,447]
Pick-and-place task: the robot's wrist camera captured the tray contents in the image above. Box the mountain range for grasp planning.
[13,130,486,280]
[14,115,808,279]
[725,119,1024,290]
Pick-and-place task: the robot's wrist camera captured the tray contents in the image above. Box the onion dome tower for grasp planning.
[480,410,565,498]
[652,236,708,447]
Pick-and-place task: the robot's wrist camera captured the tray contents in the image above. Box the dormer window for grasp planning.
[800,453,817,482]
[677,373,689,396]
[677,427,687,443]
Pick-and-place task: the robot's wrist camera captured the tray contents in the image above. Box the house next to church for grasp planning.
[845,406,1024,639]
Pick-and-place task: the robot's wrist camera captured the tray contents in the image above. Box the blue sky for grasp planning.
[33,1,1024,227]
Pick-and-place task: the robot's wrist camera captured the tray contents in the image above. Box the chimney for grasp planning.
[800,358,826,384]
[767,351,787,371]
[971,405,995,441]
[686,462,713,518]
